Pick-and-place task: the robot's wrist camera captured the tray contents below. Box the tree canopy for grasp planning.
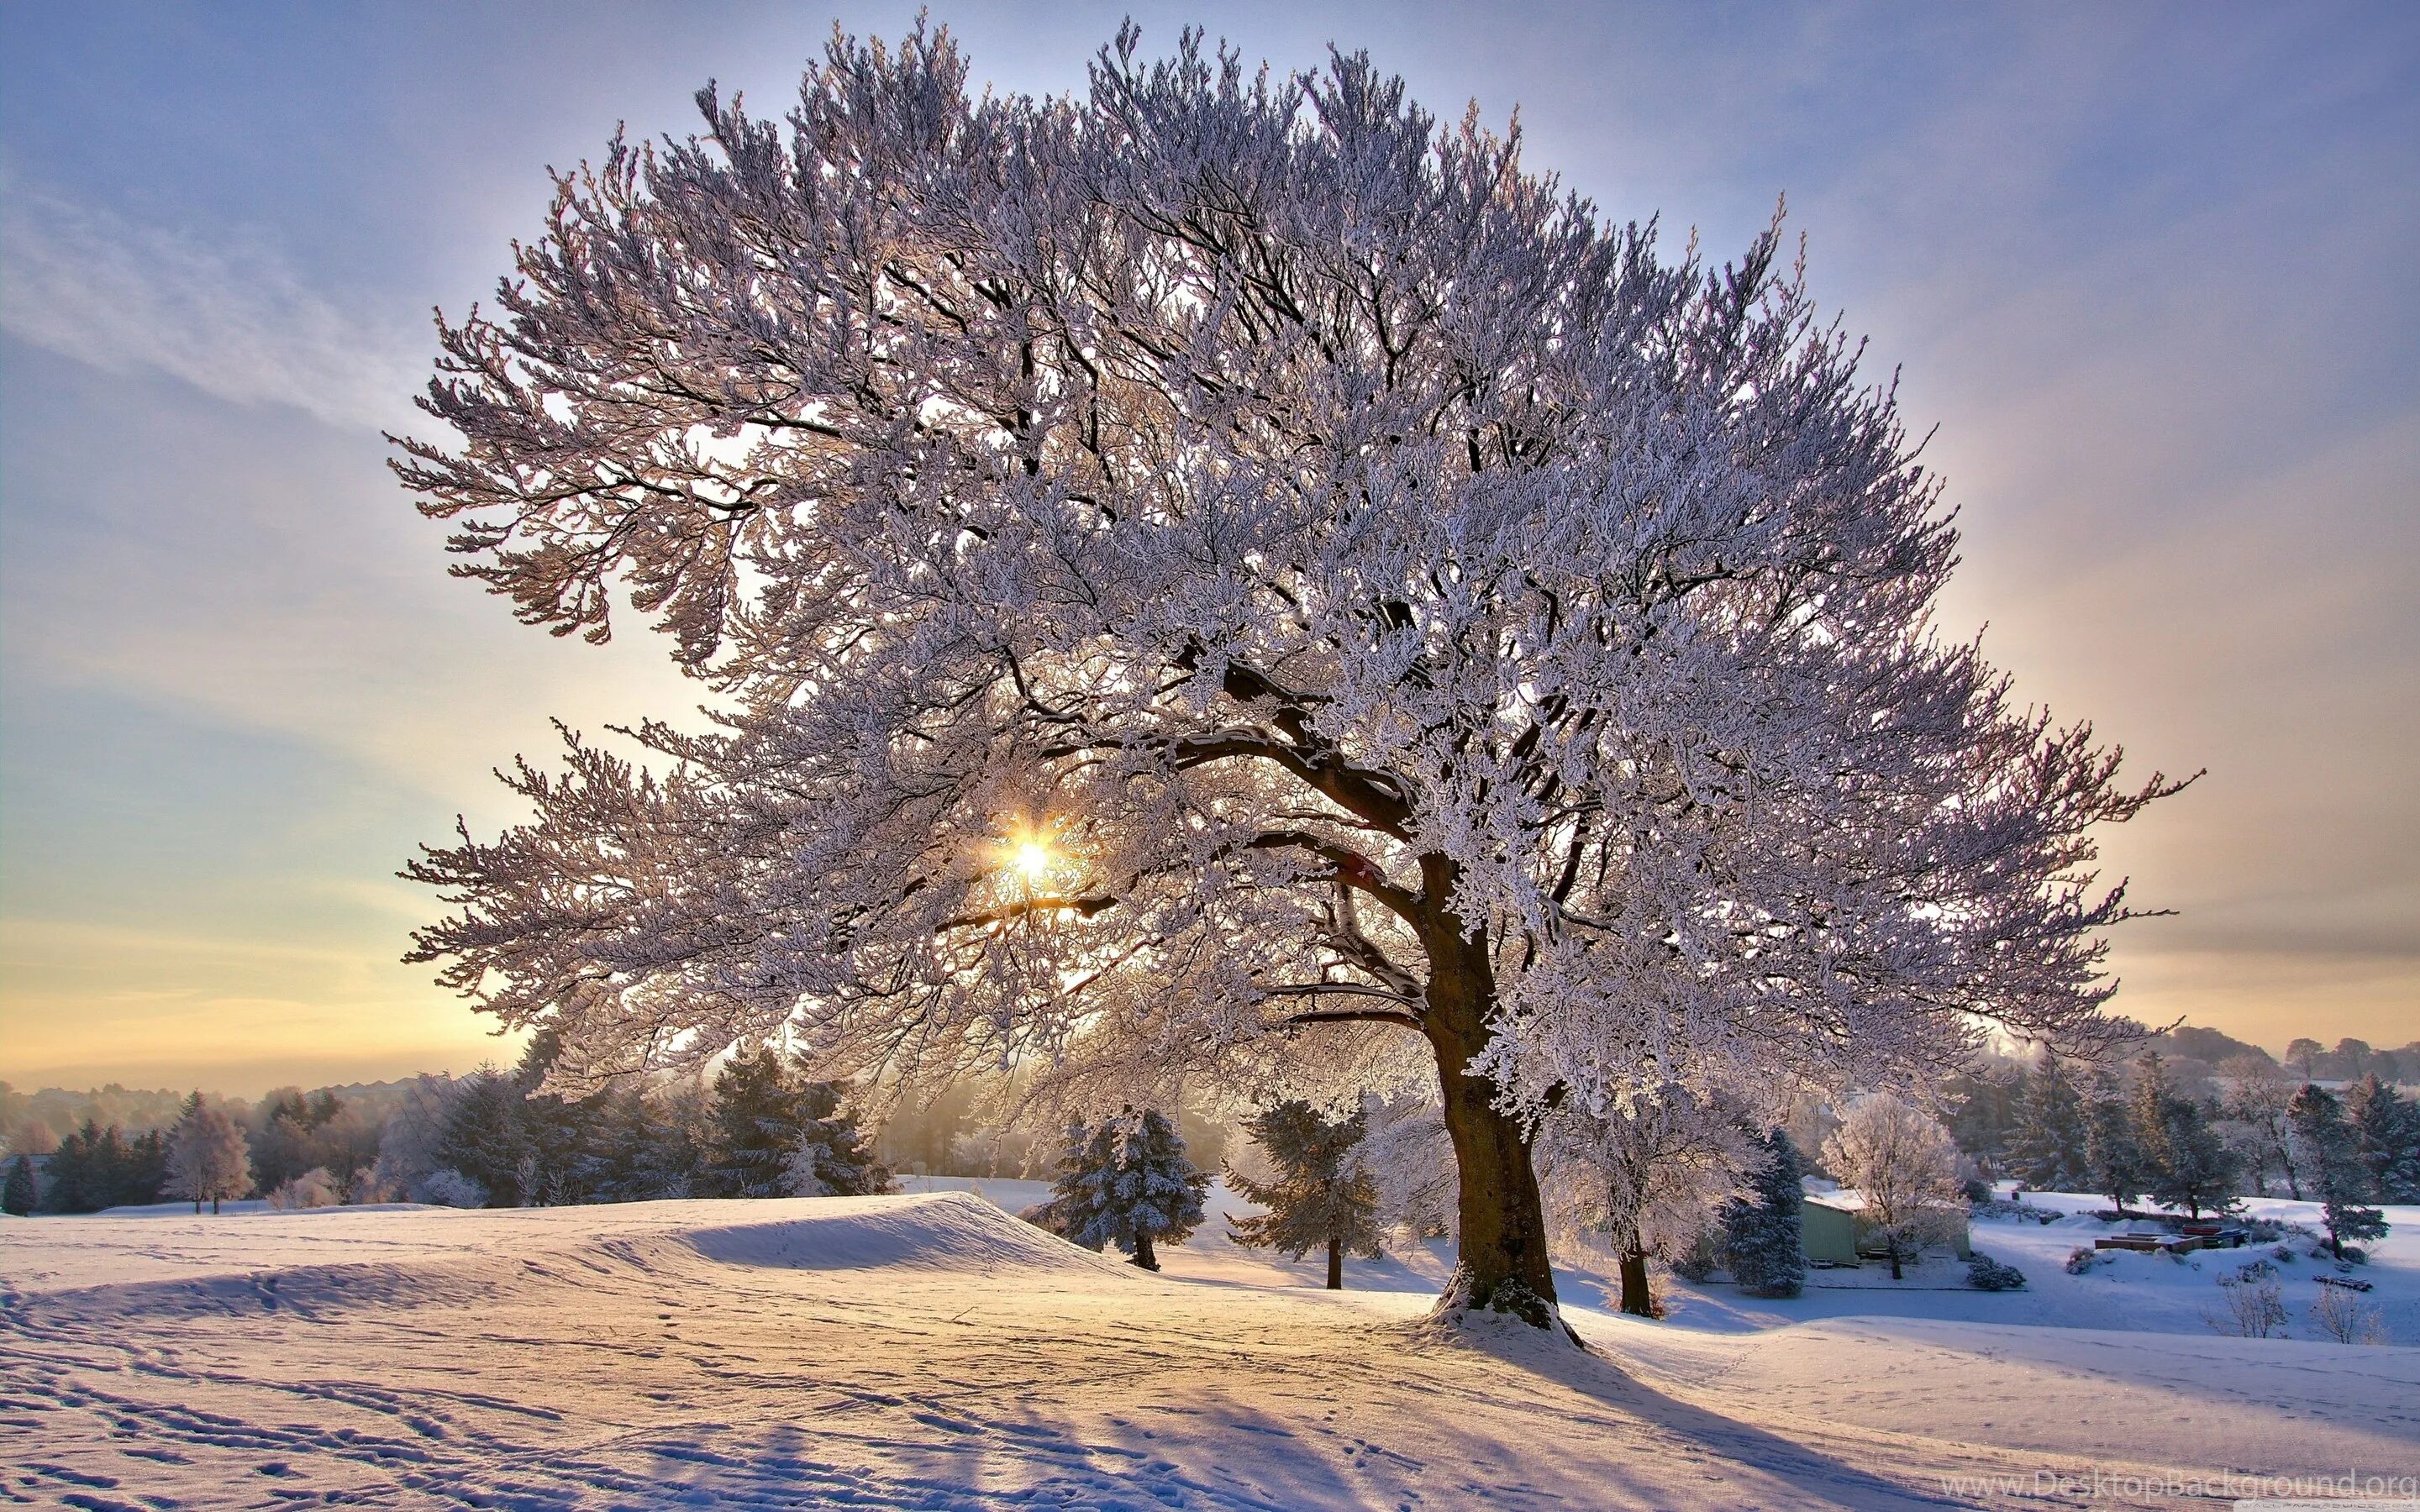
[398,23,2184,1326]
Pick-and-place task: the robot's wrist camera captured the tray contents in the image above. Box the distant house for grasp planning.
[1800,1184,1971,1265]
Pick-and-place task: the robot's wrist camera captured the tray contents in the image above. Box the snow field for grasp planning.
[3,1190,2414,1509]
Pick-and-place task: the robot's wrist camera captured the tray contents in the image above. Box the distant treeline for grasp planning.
[0,1032,1207,1215]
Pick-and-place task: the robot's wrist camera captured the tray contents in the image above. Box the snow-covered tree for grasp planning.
[434,1068,531,1207]
[163,1095,253,1214]
[1030,1105,1207,1270]
[2215,1054,2301,1198]
[1541,1084,1754,1315]
[2084,1071,2150,1214]
[704,1046,892,1199]
[1823,1092,1961,1280]
[2006,1057,2088,1191]
[2290,1084,2388,1261]
[397,23,2186,1329]
[2136,1066,2239,1219]
[3,1153,37,1216]
[1228,1100,1384,1289]
[1355,1092,1458,1240]
[366,1074,455,1203]
[1719,1128,1807,1299]
[2345,1074,2420,1204]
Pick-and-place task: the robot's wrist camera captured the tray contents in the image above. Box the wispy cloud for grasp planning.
[0,174,424,431]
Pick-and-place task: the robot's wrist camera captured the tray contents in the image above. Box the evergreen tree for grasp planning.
[434,1068,532,1207]
[2289,1083,2389,1260]
[3,1152,36,1216]
[164,1095,254,1213]
[2007,1058,2089,1190]
[1226,1100,1383,1289]
[2144,1094,2239,1218]
[1032,1106,1209,1271]
[2083,1073,2149,1213]
[121,1128,168,1207]
[39,1120,134,1213]
[704,1047,890,1199]
[1944,1068,2021,1173]
[2346,1074,2420,1204]
[1719,1129,1807,1299]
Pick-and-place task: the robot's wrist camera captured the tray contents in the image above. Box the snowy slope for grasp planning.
[5,1193,2416,1509]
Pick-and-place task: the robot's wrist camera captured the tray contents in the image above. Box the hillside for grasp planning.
[7,1191,2416,1509]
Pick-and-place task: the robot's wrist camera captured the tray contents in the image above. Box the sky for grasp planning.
[2,2,2413,1096]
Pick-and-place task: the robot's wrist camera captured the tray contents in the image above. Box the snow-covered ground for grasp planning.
[4,1188,2415,1509]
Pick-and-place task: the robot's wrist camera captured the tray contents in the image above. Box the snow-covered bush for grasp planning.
[266,1167,341,1210]
[411,1168,487,1208]
[2065,1245,2110,1275]
[1965,1256,2027,1291]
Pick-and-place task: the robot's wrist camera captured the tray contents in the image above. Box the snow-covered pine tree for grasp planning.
[1032,1106,1208,1271]
[2006,1057,2089,1191]
[1823,1093,1962,1281]
[398,22,2189,1331]
[433,1068,531,1207]
[2290,1083,2389,1260]
[1720,1129,1807,1299]
[2,1153,36,1216]
[2346,1074,2420,1204]
[164,1094,254,1214]
[2084,1071,2150,1214]
[705,1047,802,1198]
[2144,1085,2240,1219]
[1228,1100,1384,1289]
[705,1047,892,1199]
[781,1079,892,1197]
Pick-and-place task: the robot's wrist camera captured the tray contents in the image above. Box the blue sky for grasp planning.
[3,2,2414,1093]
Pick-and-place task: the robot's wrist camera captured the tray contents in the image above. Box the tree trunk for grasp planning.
[1423,929,1560,1329]
[211,1197,220,1215]
[1617,1241,1656,1317]
[1131,1227,1158,1272]
[1327,1234,1343,1290]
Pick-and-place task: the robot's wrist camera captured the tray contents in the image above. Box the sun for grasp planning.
[1011,838,1055,881]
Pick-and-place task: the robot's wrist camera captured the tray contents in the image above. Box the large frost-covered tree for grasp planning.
[397,23,2185,1328]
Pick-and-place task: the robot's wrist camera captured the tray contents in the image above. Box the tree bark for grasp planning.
[1617,1241,1656,1318]
[1327,1234,1343,1290]
[1422,927,1560,1328]
[1132,1227,1159,1271]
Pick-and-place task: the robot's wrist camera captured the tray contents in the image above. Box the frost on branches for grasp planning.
[397,22,2188,1330]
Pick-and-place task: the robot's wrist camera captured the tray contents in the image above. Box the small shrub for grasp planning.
[411,1168,487,1208]
[2065,1246,2107,1275]
[2309,1284,2389,1346]
[2208,1271,2287,1338]
[1967,1256,2027,1291]
[266,1168,341,1210]
[1670,1231,1722,1284]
